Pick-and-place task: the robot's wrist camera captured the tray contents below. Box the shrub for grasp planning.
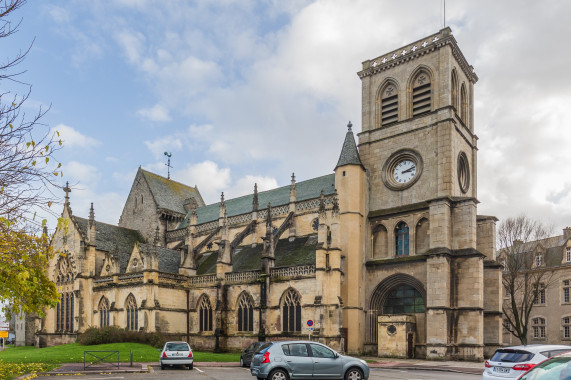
[78,327,166,348]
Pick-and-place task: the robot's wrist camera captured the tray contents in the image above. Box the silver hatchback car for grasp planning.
[250,341,369,380]
[160,341,194,370]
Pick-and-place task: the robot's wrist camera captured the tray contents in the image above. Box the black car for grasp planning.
[240,342,270,367]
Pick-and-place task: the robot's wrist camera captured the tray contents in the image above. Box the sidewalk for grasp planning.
[33,358,484,377]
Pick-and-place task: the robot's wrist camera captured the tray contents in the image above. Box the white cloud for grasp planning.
[136,104,171,122]
[115,29,146,64]
[144,136,183,160]
[230,175,279,199]
[52,124,100,149]
[64,161,100,186]
[174,161,231,204]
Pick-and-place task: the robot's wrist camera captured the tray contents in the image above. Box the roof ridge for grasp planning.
[140,168,197,190]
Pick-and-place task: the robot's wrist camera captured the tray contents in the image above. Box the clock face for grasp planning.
[393,159,417,183]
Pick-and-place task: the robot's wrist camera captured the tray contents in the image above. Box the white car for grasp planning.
[482,345,571,380]
[160,341,194,370]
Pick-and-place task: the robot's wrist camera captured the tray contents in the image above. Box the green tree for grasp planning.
[0,0,63,316]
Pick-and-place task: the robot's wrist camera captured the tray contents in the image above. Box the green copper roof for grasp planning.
[196,235,318,275]
[141,169,205,215]
[177,174,335,228]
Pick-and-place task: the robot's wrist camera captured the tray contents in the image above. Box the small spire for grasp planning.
[220,192,225,205]
[252,183,259,211]
[89,203,95,222]
[42,225,48,236]
[335,120,363,170]
[347,121,352,131]
[319,190,326,214]
[154,226,160,245]
[291,172,296,185]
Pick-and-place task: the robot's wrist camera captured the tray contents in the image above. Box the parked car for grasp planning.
[241,342,271,367]
[250,340,369,380]
[517,350,571,379]
[160,341,193,370]
[482,345,571,380]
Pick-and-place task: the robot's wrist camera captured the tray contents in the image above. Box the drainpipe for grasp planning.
[186,289,190,343]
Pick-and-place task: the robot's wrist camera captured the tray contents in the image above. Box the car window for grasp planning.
[166,343,190,351]
[491,349,534,363]
[246,343,256,352]
[310,344,335,358]
[540,349,571,358]
[282,343,309,357]
[257,343,273,354]
[520,356,571,380]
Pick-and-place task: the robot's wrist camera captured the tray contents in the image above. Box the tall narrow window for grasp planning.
[460,83,467,123]
[65,293,70,331]
[564,317,571,339]
[282,289,301,333]
[534,284,546,305]
[199,295,213,332]
[532,317,546,338]
[567,247,571,263]
[99,297,110,328]
[564,281,570,304]
[412,71,431,116]
[125,294,138,331]
[536,253,543,267]
[56,294,63,331]
[70,292,74,332]
[376,83,398,127]
[237,293,254,332]
[451,70,458,111]
[395,222,409,257]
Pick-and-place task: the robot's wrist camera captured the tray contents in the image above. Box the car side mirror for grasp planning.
[334,353,339,359]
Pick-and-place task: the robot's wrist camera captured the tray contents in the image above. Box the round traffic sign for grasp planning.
[307,320,314,327]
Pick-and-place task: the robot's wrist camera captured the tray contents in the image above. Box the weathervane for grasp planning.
[164,152,172,179]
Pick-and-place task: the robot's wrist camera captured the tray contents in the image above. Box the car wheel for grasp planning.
[240,357,244,367]
[160,364,165,370]
[269,369,289,380]
[188,363,193,370]
[345,367,363,380]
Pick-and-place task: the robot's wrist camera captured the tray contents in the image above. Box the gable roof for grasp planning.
[138,243,181,274]
[74,217,145,273]
[177,174,335,228]
[140,168,205,215]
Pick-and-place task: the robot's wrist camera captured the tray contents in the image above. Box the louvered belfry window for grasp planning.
[378,84,398,126]
[412,72,431,116]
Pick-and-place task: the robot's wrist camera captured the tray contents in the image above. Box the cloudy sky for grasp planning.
[2,0,570,233]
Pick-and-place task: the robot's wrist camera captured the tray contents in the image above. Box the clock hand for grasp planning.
[402,166,416,173]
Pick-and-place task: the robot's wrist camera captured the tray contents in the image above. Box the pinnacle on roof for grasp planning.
[335,121,363,170]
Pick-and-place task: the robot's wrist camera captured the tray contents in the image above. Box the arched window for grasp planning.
[199,295,213,332]
[383,284,425,314]
[532,317,546,339]
[56,256,73,284]
[460,83,467,123]
[415,218,430,255]
[395,222,409,256]
[125,294,138,331]
[451,70,458,111]
[376,82,399,127]
[282,289,302,333]
[99,297,110,328]
[237,293,254,332]
[411,70,432,116]
[373,225,388,259]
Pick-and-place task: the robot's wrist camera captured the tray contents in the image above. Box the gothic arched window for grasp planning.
[383,284,425,314]
[282,288,302,333]
[451,70,458,111]
[415,218,430,255]
[376,82,399,127]
[125,294,138,331]
[237,293,254,332]
[199,295,213,332]
[395,222,409,257]
[411,71,432,117]
[460,83,467,123]
[373,225,388,259]
[99,297,110,328]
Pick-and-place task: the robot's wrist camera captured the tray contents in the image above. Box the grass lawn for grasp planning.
[0,342,241,364]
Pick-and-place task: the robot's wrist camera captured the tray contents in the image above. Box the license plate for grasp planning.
[493,366,510,373]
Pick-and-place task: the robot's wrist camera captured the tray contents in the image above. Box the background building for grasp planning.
[37,28,502,360]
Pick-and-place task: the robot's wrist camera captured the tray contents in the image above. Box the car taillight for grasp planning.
[484,361,491,368]
[261,351,270,364]
[513,363,536,371]
[188,351,193,358]
[162,351,167,358]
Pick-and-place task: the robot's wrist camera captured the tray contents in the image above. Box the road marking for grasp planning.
[195,367,204,373]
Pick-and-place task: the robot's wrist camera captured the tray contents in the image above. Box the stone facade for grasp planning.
[37,28,502,360]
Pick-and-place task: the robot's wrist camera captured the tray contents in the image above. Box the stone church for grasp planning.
[38,28,503,360]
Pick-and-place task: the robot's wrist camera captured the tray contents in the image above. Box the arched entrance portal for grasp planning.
[366,273,426,356]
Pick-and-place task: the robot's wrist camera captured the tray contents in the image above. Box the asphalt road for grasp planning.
[32,366,483,380]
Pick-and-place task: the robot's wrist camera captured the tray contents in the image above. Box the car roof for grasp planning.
[165,341,190,345]
[497,345,571,353]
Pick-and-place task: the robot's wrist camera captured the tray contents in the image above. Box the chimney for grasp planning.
[564,227,571,240]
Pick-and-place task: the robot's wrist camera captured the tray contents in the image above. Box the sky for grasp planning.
[2,0,571,234]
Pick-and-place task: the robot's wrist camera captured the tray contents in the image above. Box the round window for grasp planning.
[387,325,397,335]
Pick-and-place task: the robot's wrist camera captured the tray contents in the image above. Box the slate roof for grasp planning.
[177,174,335,228]
[196,235,318,275]
[141,169,205,215]
[335,122,363,169]
[500,234,570,268]
[138,243,181,274]
[74,216,145,273]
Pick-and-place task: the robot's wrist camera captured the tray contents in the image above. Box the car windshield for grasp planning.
[257,343,273,354]
[166,343,189,351]
[519,356,571,380]
[490,349,534,363]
